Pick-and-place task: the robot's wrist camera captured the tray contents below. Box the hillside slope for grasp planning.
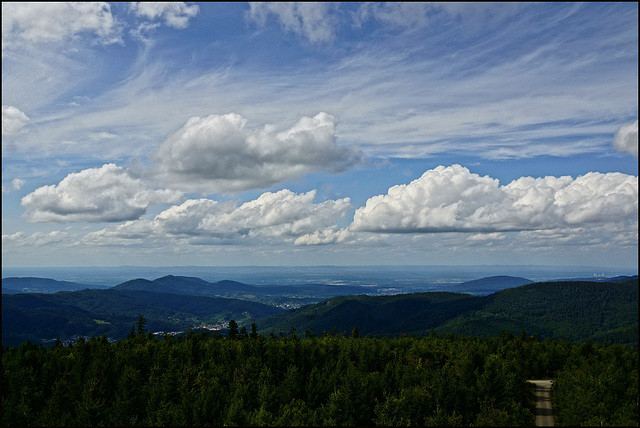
[258,292,480,337]
[258,280,638,344]
[436,280,638,344]
[2,288,284,348]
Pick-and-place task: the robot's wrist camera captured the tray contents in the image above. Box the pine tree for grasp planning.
[136,314,147,336]
[227,320,239,339]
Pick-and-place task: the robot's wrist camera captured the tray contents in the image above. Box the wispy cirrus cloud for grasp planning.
[246,2,339,44]
[4,4,635,163]
[352,2,524,30]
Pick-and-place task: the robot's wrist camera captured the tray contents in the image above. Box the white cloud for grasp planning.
[353,2,430,29]
[2,105,29,137]
[612,120,638,157]
[467,232,506,242]
[2,178,26,194]
[2,2,121,53]
[352,3,520,31]
[351,165,638,233]
[130,2,199,30]
[2,230,69,248]
[87,189,352,244]
[3,5,633,162]
[294,227,352,246]
[88,131,118,142]
[247,2,338,43]
[21,163,182,223]
[200,189,351,239]
[550,172,638,224]
[13,178,25,190]
[152,112,363,193]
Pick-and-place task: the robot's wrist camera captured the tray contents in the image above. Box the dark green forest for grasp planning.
[259,280,639,345]
[4,279,638,348]
[2,288,284,348]
[2,324,637,426]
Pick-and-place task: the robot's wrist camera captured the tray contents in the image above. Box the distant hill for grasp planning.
[258,279,638,345]
[112,275,376,307]
[2,288,284,348]
[4,274,638,348]
[1,277,109,294]
[113,278,179,294]
[4,274,381,318]
[448,275,533,294]
[113,276,293,299]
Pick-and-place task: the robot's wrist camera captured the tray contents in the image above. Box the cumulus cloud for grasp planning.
[21,164,182,223]
[612,120,638,157]
[130,2,199,29]
[246,2,338,43]
[201,190,351,238]
[2,178,26,194]
[2,2,121,53]
[87,189,352,244]
[2,105,29,137]
[351,165,638,233]
[152,112,363,193]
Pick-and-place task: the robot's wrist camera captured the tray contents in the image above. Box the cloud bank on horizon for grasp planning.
[2,2,638,268]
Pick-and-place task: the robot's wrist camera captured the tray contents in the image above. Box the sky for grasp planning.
[2,2,638,269]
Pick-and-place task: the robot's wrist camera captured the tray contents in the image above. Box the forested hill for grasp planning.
[3,327,637,426]
[2,277,110,294]
[3,277,637,348]
[258,292,480,338]
[2,289,283,348]
[258,279,638,345]
[113,274,372,296]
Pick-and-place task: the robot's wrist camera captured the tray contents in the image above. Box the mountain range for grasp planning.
[1,277,111,294]
[2,274,637,348]
[2,286,283,348]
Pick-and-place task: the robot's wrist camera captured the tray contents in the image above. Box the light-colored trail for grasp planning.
[528,380,554,426]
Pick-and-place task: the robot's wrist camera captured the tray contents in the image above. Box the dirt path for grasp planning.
[528,380,554,426]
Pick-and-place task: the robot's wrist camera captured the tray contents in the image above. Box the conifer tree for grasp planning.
[136,314,147,336]
[227,320,239,339]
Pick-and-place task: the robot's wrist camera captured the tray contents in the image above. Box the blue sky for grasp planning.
[2,2,638,268]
